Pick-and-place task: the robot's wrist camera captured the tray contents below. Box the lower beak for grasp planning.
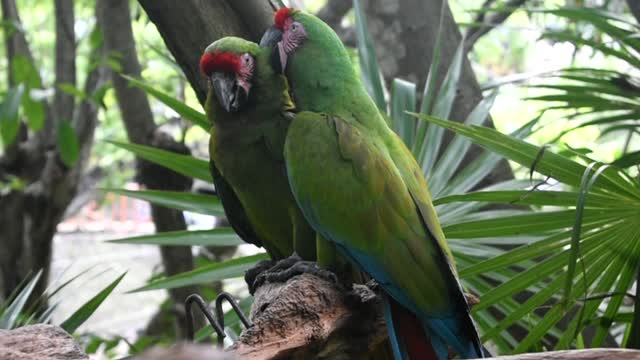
[211,72,247,113]
[277,41,288,74]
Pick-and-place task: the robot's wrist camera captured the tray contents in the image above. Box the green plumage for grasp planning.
[280,11,481,358]
[205,37,315,261]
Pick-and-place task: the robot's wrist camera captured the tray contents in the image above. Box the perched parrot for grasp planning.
[266,8,484,360]
[200,37,316,262]
[202,36,395,360]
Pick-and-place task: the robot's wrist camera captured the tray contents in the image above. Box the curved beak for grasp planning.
[260,25,286,74]
[259,25,282,47]
[210,72,247,113]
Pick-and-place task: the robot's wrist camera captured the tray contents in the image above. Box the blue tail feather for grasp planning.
[424,316,482,359]
[382,296,407,360]
[332,243,483,359]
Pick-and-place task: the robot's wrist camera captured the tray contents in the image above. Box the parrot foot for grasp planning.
[250,253,338,293]
[245,259,276,295]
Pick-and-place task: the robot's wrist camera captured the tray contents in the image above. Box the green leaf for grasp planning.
[131,254,268,292]
[562,163,609,305]
[89,26,103,51]
[390,78,416,145]
[60,272,126,334]
[108,228,242,247]
[353,0,386,111]
[11,56,45,131]
[435,190,623,208]
[417,41,465,177]
[57,120,80,167]
[429,91,497,195]
[102,189,223,216]
[91,83,111,109]
[58,83,86,100]
[612,151,640,168]
[107,140,212,182]
[0,270,42,329]
[418,0,447,115]
[410,114,640,199]
[0,84,24,147]
[122,75,209,130]
[443,210,621,239]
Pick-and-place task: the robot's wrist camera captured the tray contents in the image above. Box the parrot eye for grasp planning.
[243,54,251,64]
[290,23,298,32]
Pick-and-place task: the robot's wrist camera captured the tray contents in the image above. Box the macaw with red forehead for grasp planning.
[200,37,319,271]
[263,7,484,360]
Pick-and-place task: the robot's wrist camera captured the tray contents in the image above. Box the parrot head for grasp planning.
[265,7,309,74]
[200,38,260,113]
[267,8,352,79]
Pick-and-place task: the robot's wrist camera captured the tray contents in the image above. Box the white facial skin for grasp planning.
[278,18,308,71]
[237,52,255,95]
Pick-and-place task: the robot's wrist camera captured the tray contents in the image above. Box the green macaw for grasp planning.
[201,37,316,263]
[267,8,484,360]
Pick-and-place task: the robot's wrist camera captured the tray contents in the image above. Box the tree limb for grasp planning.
[230,274,389,359]
[316,0,351,29]
[97,0,155,145]
[99,0,202,338]
[315,0,355,47]
[138,0,258,105]
[0,0,34,167]
[52,0,76,137]
[627,0,640,24]
[1,0,34,83]
[464,0,528,53]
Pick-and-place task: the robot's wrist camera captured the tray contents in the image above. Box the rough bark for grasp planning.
[138,0,276,106]
[317,0,355,46]
[231,274,388,359]
[359,0,513,187]
[138,345,640,360]
[137,274,640,360]
[97,0,201,339]
[0,324,89,360]
[0,0,106,303]
[52,0,76,135]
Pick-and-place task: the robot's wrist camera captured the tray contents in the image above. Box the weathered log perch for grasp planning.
[184,272,640,360]
[230,273,389,359]
[0,324,88,360]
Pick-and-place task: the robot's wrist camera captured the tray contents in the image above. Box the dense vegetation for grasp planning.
[1,0,639,358]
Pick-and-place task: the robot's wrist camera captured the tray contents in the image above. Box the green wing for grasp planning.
[284,111,462,315]
[209,160,263,248]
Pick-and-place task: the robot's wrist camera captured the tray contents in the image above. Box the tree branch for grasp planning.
[0,0,34,166]
[138,0,260,105]
[627,0,640,24]
[1,0,34,84]
[97,0,155,145]
[99,0,201,338]
[230,274,388,359]
[315,0,355,47]
[464,0,528,53]
[52,0,76,135]
[316,0,351,30]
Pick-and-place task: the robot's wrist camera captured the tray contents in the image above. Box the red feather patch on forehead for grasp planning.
[200,52,240,76]
[274,7,294,31]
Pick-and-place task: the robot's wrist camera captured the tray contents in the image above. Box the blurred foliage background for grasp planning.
[1,0,639,358]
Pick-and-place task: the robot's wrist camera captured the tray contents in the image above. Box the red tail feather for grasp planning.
[389,299,438,360]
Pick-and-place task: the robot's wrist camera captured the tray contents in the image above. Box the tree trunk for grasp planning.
[137,0,276,106]
[358,0,513,187]
[97,0,203,339]
[0,0,106,303]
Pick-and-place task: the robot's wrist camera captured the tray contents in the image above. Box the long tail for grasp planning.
[384,294,485,360]
[384,295,440,360]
